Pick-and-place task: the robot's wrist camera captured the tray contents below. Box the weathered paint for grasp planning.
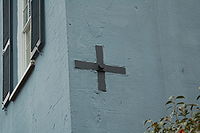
[66,0,200,133]
[0,0,72,133]
[0,0,200,133]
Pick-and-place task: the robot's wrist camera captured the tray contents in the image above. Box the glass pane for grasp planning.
[28,0,31,17]
[23,6,28,26]
[25,29,31,67]
[24,0,28,7]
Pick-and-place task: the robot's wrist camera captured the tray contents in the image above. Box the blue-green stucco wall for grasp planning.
[0,0,200,133]
[0,0,72,133]
[66,0,200,133]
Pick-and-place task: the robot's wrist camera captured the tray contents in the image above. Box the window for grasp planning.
[23,0,31,66]
[17,0,31,79]
[20,0,31,78]
[2,0,45,109]
[2,0,12,107]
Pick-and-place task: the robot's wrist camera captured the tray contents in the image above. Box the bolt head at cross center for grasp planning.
[98,64,105,72]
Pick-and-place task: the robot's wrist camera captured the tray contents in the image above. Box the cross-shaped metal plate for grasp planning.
[75,45,126,92]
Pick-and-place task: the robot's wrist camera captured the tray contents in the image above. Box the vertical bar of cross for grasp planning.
[95,45,106,91]
[95,45,104,64]
[74,45,126,92]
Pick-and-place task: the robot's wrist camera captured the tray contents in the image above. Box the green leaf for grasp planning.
[177,102,185,105]
[176,96,185,99]
[144,95,200,133]
[166,101,173,105]
[196,95,200,100]
[152,122,158,127]
[187,104,198,110]
[182,118,188,122]
[144,119,152,125]
[160,117,164,122]
[168,96,175,100]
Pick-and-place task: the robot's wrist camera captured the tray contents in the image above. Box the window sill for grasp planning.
[2,92,10,109]
[9,60,35,101]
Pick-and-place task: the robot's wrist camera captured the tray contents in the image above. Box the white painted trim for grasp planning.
[2,92,10,109]
[22,17,31,33]
[17,0,24,80]
[2,39,10,54]
[18,0,32,80]
[9,60,35,101]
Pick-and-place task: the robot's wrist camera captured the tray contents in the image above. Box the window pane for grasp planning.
[24,0,28,7]
[25,29,31,67]
[23,6,28,26]
[3,45,10,100]
[3,0,10,47]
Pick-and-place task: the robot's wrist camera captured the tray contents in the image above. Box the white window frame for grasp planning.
[18,0,32,79]
[2,0,44,107]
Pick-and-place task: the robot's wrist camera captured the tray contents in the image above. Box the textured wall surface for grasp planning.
[1,0,200,133]
[0,0,72,133]
[66,0,200,133]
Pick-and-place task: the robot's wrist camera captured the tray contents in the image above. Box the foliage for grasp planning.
[144,95,200,133]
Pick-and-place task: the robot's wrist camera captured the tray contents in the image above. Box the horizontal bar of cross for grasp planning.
[75,45,126,91]
[75,60,126,74]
